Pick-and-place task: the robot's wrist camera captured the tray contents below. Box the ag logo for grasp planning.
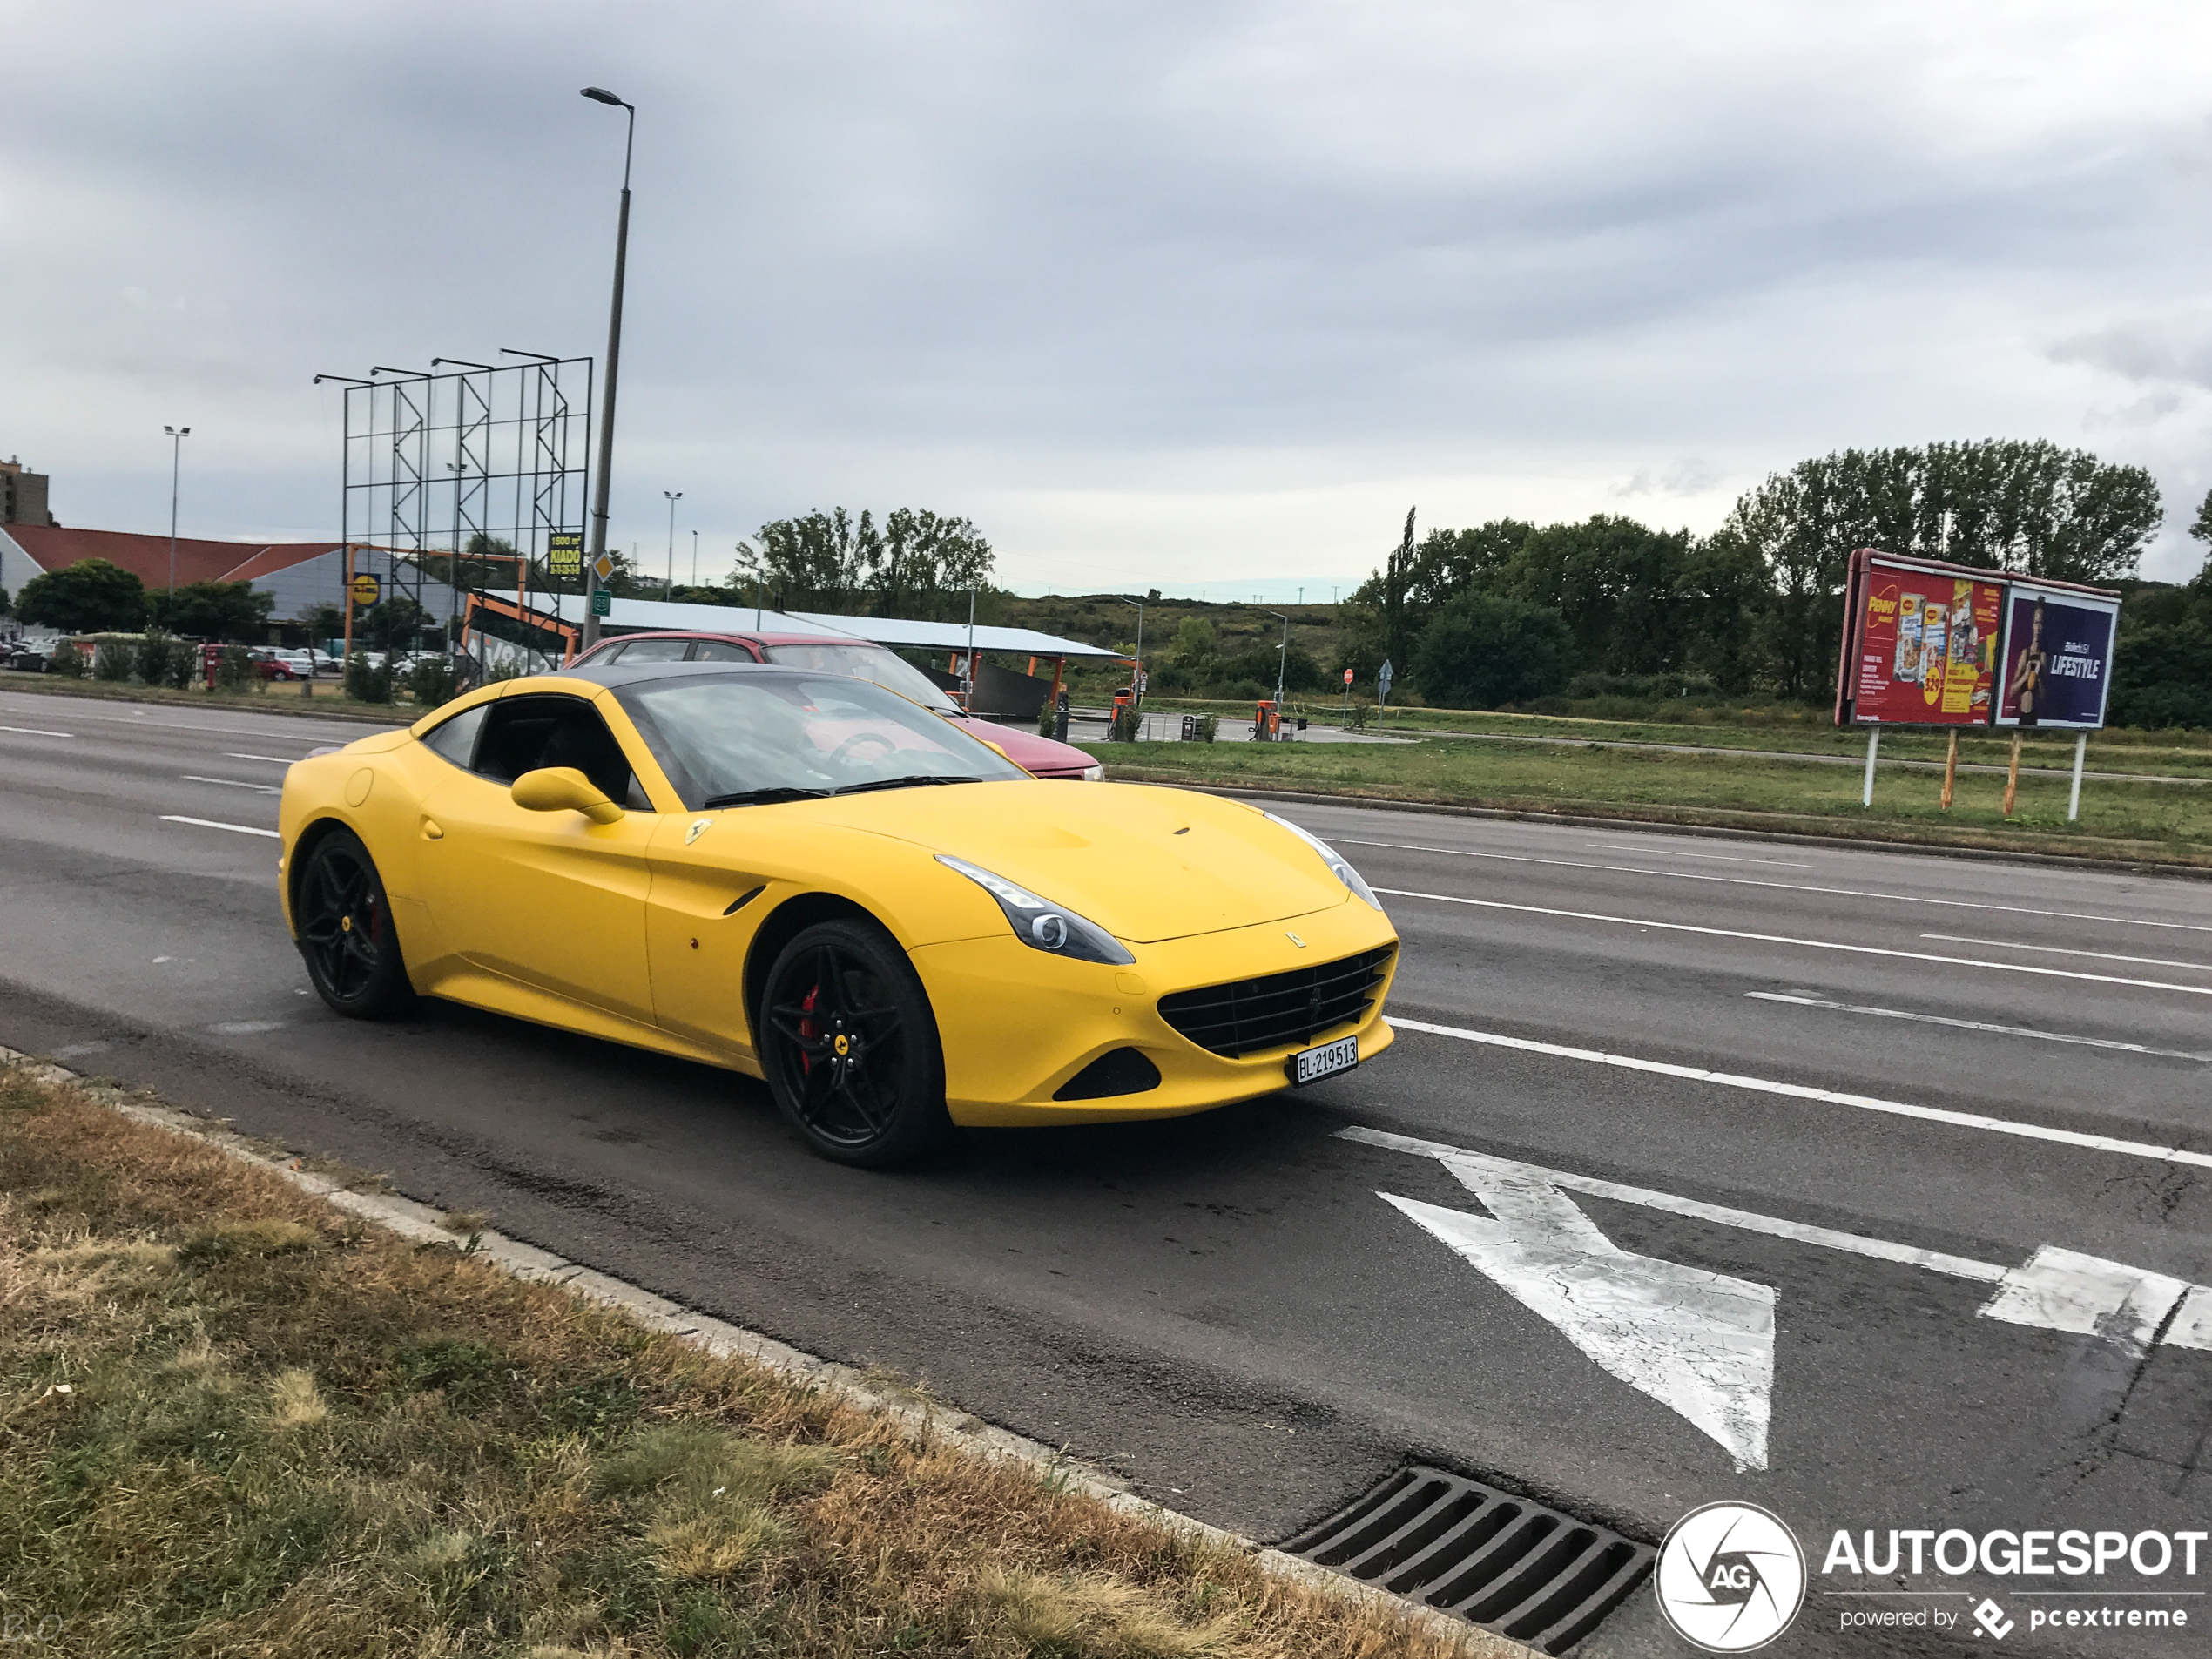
[1655,1501,1805,1652]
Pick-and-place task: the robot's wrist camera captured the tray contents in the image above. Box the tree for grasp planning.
[1500,516,1700,677]
[1341,516,1534,681]
[0,584,10,617]
[874,508,993,616]
[730,507,996,617]
[14,559,146,633]
[305,603,346,643]
[146,579,273,640]
[358,597,435,651]
[1412,594,1574,709]
[1171,615,1216,668]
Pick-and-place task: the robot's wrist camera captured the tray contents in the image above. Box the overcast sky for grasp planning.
[5,0,2211,596]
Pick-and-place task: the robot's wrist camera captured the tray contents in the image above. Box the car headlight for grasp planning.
[1264,812,1384,910]
[936,854,1135,965]
[1081,764,1105,781]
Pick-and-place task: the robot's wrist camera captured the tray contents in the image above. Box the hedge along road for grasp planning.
[7,692,2212,1656]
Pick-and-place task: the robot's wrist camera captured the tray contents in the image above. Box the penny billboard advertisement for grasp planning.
[1847,561,2004,725]
[1994,585,2119,729]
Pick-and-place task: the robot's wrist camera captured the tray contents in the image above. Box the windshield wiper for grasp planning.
[702,786,834,808]
[834,774,983,796]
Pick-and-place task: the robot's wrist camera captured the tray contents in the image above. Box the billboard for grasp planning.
[1993,584,2120,729]
[1844,559,2004,725]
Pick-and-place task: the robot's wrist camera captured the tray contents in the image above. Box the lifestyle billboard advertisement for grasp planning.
[1849,563,2005,725]
[1994,585,2119,729]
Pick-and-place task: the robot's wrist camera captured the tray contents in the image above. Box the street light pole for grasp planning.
[691,528,698,587]
[580,85,636,651]
[164,425,190,601]
[664,490,682,594]
[1262,608,1289,711]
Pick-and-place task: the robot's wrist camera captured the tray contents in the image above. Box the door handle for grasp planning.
[421,818,444,840]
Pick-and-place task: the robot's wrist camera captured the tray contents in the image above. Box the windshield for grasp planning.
[616,672,1028,809]
[760,642,958,712]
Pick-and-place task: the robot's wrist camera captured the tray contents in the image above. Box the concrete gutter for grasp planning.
[0,1046,1530,1659]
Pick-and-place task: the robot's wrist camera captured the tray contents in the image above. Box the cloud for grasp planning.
[4,1,2212,587]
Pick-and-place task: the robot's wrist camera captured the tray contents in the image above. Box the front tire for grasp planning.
[759,918,949,1167]
[293,827,416,1018]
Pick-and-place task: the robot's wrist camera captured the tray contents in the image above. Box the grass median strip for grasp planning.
[1086,738,2212,867]
[0,1061,1484,1659]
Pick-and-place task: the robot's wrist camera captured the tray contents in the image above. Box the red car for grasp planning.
[567,630,1103,780]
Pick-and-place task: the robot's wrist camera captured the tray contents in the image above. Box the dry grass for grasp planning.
[0,1064,1469,1659]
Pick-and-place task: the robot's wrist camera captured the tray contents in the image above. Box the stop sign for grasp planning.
[1342,668,1353,685]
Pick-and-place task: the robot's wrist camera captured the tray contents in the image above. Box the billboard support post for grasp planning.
[1861,728,1879,807]
[2068,733,2087,822]
[2004,734,2022,817]
[1940,731,1958,811]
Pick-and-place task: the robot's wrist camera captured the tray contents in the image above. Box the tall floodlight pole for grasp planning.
[580,85,636,650]
[664,490,682,593]
[164,426,191,600]
[691,528,698,587]
[1263,608,1289,711]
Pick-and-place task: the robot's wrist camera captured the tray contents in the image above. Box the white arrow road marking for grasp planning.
[1384,1167,1776,1471]
[1345,1125,2212,1452]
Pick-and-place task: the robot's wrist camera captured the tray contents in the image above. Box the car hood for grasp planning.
[951,716,1094,775]
[806,780,1349,944]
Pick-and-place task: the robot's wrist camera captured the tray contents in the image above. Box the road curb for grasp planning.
[0,1046,1527,1659]
[1109,772,2212,880]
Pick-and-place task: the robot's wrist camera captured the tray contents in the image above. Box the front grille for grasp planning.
[1157,945,1391,1058]
[1282,1466,1651,1655]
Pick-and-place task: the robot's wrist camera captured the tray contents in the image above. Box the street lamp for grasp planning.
[1117,590,1159,705]
[664,490,682,594]
[1261,608,1289,711]
[581,84,636,649]
[164,426,190,599]
[691,528,698,587]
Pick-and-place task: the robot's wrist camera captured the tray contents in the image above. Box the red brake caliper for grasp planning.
[798,985,820,1076]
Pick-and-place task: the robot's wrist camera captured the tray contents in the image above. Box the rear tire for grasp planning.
[293,827,416,1019]
[759,918,950,1167]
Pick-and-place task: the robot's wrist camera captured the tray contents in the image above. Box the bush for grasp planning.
[134,630,188,686]
[1191,714,1218,742]
[1412,593,1574,709]
[48,642,85,678]
[407,657,456,709]
[214,646,257,693]
[93,642,133,681]
[1343,700,1372,732]
[346,651,393,704]
[165,640,198,690]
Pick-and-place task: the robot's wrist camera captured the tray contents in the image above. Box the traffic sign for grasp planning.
[548,532,583,578]
[590,589,611,617]
[593,553,615,581]
[1343,668,1354,685]
[349,574,381,607]
[1378,659,1394,698]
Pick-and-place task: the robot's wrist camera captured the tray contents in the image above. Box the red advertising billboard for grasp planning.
[1841,554,2004,725]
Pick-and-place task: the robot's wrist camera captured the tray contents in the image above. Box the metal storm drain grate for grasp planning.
[1281,1466,1653,1655]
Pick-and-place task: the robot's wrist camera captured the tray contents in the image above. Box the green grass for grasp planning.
[0,675,412,724]
[1086,736,2212,866]
[0,1064,1459,1659]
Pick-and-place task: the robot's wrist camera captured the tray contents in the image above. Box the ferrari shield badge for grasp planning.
[685,819,712,846]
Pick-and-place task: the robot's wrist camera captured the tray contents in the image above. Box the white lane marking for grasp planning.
[1373,887,2212,999]
[225,752,304,765]
[1343,1126,2212,1354]
[1586,841,1812,868]
[1385,1015,2212,1168]
[1744,991,2212,1063]
[58,709,365,740]
[208,1020,288,1035]
[1343,1124,2007,1279]
[1919,933,2212,974]
[1332,837,2212,934]
[0,722,73,738]
[1388,1162,1775,1469]
[181,774,283,794]
[158,815,280,839]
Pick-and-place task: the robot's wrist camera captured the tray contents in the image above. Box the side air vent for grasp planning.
[1052,1047,1163,1101]
[1281,1466,1652,1654]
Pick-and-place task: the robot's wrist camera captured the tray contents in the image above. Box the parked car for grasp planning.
[2,643,52,672]
[569,630,1103,779]
[246,648,316,681]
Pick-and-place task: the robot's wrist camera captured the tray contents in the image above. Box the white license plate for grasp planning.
[1289,1035,1359,1087]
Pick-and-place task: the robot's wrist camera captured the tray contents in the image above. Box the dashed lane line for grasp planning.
[158,815,280,839]
[1329,836,2212,933]
[1385,1015,2212,1169]
[0,723,72,738]
[225,752,306,765]
[1919,933,2212,974]
[1744,992,2212,1063]
[1372,886,2212,998]
[1584,841,1812,868]
[180,775,283,794]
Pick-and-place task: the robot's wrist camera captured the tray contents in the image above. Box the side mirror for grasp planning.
[511,766,624,824]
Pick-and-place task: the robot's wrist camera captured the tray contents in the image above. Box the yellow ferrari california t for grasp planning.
[278,660,1398,1164]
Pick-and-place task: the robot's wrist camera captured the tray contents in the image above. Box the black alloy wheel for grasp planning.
[294,827,415,1018]
[759,918,949,1167]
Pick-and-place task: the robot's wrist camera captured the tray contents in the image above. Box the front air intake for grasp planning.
[1156,946,1392,1058]
[1052,1047,1163,1101]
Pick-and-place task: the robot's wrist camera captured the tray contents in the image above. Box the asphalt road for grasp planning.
[6,686,2212,1656]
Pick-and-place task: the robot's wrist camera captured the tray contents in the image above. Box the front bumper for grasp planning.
[913,896,1398,1127]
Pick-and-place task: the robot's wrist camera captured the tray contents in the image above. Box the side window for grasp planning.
[617,637,692,662]
[421,703,489,769]
[691,640,757,662]
[583,642,628,664]
[473,694,647,809]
